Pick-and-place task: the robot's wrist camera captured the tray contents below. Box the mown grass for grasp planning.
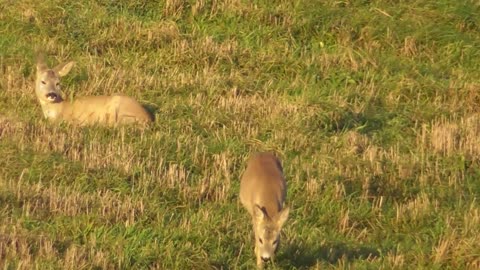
[1,0,480,269]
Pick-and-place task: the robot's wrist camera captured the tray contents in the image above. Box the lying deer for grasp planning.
[35,55,153,126]
[240,152,290,268]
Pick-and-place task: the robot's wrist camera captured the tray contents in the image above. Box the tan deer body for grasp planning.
[35,56,153,126]
[240,152,289,268]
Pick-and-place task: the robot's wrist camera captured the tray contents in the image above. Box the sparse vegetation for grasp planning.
[1,0,480,269]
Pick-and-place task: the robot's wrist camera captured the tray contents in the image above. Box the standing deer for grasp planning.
[240,152,290,268]
[35,55,153,126]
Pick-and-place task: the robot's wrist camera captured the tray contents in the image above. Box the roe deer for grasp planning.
[35,55,153,126]
[240,152,290,268]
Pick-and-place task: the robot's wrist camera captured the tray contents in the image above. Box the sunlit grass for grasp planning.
[1,0,480,269]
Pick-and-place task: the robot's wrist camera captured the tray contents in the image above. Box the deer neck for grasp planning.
[39,98,70,121]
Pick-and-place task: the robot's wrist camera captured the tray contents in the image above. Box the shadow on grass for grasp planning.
[278,240,380,268]
[143,103,158,122]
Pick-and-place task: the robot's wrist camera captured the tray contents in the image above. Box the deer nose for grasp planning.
[46,92,58,100]
[261,256,270,262]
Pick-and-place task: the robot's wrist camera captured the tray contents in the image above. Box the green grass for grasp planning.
[1,0,480,269]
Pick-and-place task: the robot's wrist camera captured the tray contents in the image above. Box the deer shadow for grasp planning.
[277,240,380,269]
[142,103,158,122]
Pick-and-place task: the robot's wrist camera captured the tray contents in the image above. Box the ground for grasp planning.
[0,0,479,269]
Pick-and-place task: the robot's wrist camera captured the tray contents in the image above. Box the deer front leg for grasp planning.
[255,245,264,269]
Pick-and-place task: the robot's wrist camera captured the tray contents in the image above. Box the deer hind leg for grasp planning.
[117,113,140,124]
[108,96,121,124]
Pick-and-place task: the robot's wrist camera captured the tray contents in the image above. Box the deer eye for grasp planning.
[56,82,60,87]
[41,81,46,85]
[273,239,278,245]
[258,238,263,244]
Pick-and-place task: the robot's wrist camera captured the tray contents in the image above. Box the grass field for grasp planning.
[1,0,480,269]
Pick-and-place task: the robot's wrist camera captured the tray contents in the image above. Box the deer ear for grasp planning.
[276,207,289,227]
[254,205,266,221]
[54,61,75,77]
[36,53,48,72]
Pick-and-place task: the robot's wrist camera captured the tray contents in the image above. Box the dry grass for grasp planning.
[1,0,480,269]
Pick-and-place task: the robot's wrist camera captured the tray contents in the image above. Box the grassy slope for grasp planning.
[1,0,480,269]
